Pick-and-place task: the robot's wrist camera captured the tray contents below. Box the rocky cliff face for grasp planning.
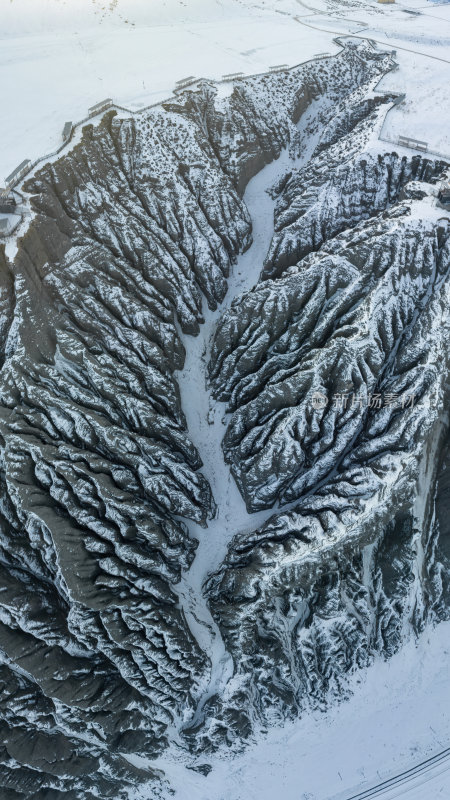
[0,39,448,798]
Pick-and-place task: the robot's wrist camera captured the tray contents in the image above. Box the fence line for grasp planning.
[1,42,345,201]
[4,37,447,239]
[378,134,450,163]
[2,36,393,199]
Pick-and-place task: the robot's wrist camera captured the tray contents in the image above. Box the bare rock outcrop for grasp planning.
[0,38,448,797]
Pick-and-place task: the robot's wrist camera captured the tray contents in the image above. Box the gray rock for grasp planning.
[0,37,448,797]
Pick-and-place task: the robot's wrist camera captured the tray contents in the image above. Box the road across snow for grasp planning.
[0,0,336,182]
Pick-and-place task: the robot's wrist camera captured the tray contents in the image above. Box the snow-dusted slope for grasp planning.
[0,21,449,800]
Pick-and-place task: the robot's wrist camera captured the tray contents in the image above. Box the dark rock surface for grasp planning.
[0,38,448,797]
[203,54,450,743]
[209,207,450,510]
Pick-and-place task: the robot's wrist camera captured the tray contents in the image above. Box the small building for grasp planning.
[378,0,395,4]
[0,189,16,214]
[62,121,73,142]
[5,159,31,190]
[398,135,428,153]
[88,98,113,117]
[438,182,450,206]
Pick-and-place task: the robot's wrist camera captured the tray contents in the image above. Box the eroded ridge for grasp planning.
[204,79,450,743]
[0,38,447,797]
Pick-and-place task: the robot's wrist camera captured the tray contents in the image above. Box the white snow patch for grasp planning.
[133,621,450,800]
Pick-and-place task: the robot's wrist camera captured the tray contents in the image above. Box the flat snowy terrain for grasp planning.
[139,622,450,800]
[1,2,449,800]
[1,0,450,181]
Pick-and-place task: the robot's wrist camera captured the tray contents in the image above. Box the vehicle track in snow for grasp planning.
[291,0,450,65]
[340,745,450,799]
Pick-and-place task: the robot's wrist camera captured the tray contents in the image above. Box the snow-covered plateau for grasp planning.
[0,2,449,800]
